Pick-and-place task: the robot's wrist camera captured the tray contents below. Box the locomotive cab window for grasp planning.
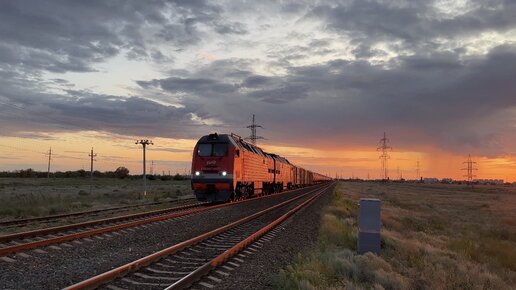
[198,143,227,157]
[213,144,228,157]
[197,144,212,157]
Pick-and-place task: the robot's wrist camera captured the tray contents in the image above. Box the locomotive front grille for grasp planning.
[207,184,216,193]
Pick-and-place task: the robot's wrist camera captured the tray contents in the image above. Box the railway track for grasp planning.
[0,197,197,228]
[64,182,334,290]
[0,201,209,256]
[0,184,325,257]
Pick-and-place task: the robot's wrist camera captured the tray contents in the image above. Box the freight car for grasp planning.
[191,133,332,202]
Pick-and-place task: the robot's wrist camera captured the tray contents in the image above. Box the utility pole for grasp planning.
[377,132,392,180]
[416,160,421,181]
[150,160,154,176]
[45,147,52,178]
[136,139,153,198]
[89,148,97,194]
[245,114,264,145]
[89,148,97,179]
[462,154,477,186]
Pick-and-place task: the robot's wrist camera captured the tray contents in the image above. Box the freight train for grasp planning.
[191,133,332,202]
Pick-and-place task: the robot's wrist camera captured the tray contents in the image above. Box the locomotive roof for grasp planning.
[198,133,291,164]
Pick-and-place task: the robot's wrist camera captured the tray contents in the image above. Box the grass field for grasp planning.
[0,177,193,220]
[276,181,516,289]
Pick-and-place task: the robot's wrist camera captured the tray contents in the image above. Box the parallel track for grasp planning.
[64,182,334,290]
[0,197,197,228]
[0,184,325,256]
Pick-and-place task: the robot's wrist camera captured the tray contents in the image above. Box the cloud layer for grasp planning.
[1,0,515,159]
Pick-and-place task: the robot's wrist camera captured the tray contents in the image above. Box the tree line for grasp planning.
[0,167,189,180]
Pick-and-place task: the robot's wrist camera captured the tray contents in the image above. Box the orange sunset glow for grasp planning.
[1,132,515,182]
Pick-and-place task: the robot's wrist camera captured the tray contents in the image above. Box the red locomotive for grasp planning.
[191,133,332,202]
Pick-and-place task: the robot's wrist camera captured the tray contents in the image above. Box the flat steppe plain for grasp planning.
[0,177,193,222]
[277,181,516,289]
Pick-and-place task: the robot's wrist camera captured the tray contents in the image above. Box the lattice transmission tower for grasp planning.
[462,154,477,184]
[377,132,392,180]
[245,114,265,145]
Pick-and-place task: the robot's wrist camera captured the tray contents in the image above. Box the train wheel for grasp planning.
[235,190,242,201]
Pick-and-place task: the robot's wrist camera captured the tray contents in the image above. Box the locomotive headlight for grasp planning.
[195,171,200,176]
[222,171,227,176]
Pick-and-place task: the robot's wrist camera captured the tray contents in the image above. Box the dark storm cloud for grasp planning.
[301,47,515,155]
[146,77,238,95]
[140,43,516,156]
[0,0,515,159]
[0,74,210,139]
[309,0,516,53]
[0,0,246,73]
[139,59,310,104]
[0,0,249,139]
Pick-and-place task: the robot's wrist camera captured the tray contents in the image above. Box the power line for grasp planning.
[0,143,46,155]
[376,132,392,180]
[245,114,265,145]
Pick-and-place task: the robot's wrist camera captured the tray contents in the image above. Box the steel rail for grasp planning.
[63,184,331,290]
[0,197,197,227]
[0,201,207,243]
[167,182,334,290]
[0,183,326,256]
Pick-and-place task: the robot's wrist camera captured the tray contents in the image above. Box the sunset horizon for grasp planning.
[1,129,515,182]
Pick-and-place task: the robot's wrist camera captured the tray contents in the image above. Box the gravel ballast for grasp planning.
[214,183,335,289]
[0,185,326,289]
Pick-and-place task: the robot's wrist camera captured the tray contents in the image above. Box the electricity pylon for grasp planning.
[462,154,477,185]
[377,132,392,180]
[245,114,264,145]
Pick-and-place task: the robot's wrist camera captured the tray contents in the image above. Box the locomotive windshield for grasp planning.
[213,144,228,157]
[197,143,228,157]
[197,144,212,156]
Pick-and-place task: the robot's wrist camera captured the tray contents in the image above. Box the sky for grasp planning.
[0,0,515,181]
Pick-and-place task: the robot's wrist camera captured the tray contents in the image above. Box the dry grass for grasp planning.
[275,181,516,289]
[0,178,193,220]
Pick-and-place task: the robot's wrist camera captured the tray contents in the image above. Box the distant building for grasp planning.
[441,178,453,184]
[423,178,439,184]
[473,179,504,185]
